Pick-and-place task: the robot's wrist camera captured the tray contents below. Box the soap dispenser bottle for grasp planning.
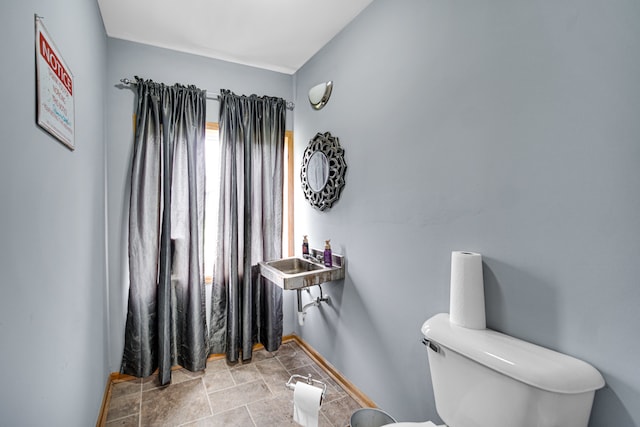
[302,235,309,258]
[323,240,332,267]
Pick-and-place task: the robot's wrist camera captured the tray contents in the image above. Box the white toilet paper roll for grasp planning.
[449,251,486,329]
[293,381,322,427]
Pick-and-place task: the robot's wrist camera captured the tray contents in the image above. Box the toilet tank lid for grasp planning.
[421,313,605,394]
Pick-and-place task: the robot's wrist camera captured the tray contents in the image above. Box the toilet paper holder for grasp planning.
[286,373,327,402]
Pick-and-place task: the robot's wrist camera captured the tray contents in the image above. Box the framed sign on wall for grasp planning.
[35,15,75,150]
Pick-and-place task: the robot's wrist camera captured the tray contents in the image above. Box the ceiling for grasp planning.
[98,0,374,75]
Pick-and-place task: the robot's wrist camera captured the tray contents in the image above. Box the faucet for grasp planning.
[303,252,323,264]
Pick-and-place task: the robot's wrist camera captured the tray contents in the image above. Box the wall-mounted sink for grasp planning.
[259,250,345,290]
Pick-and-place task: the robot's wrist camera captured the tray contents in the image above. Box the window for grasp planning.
[203,123,293,283]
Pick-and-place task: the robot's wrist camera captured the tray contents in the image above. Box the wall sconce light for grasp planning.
[308,81,333,110]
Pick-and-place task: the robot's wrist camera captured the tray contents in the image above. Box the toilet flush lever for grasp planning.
[422,338,441,353]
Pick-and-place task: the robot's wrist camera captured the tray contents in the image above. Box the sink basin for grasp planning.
[259,253,345,290]
[265,257,325,275]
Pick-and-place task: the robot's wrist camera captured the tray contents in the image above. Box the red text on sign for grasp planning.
[39,32,73,95]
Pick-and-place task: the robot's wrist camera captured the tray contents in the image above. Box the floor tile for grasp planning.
[205,358,229,373]
[105,413,139,427]
[110,378,141,399]
[172,368,205,384]
[254,358,291,395]
[181,406,255,427]
[202,369,235,393]
[251,349,277,362]
[274,342,298,357]
[278,350,315,371]
[255,357,285,375]
[318,413,335,427]
[261,368,292,397]
[106,391,140,422]
[141,378,211,426]
[230,363,262,384]
[247,394,299,427]
[320,395,362,427]
[208,380,273,414]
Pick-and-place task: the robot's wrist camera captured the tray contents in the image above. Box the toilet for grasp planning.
[382,313,605,427]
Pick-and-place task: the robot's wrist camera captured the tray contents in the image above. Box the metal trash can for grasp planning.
[349,408,397,427]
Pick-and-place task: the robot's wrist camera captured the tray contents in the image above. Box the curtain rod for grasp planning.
[119,78,295,110]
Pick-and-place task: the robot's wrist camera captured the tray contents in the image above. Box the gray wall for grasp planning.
[293,1,640,426]
[105,38,296,370]
[0,0,108,426]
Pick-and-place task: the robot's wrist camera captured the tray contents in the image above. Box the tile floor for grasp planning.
[105,340,364,426]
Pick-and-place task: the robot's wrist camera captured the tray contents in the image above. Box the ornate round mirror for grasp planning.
[300,132,347,211]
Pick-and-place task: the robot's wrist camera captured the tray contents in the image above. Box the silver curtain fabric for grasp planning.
[210,90,285,362]
[121,78,208,385]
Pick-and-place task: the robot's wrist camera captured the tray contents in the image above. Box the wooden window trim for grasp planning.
[285,130,294,257]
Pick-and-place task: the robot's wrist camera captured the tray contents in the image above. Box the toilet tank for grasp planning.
[421,314,605,427]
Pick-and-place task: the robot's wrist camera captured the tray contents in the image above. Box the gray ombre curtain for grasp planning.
[209,90,285,362]
[121,78,208,385]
